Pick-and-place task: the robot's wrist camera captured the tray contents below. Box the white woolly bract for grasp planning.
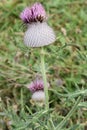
[32,90,45,102]
[24,22,56,47]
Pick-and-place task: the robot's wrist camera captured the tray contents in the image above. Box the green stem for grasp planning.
[40,47,49,110]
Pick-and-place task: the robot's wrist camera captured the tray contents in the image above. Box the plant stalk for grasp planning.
[40,47,49,110]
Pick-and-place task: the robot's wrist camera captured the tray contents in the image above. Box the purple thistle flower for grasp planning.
[27,79,50,102]
[20,3,56,47]
[27,79,49,93]
[20,3,46,24]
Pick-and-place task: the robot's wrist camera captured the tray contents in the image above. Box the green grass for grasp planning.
[0,0,87,130]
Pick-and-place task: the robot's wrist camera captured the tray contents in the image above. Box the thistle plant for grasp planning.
[27,79,49,105]
[20,2,56,110]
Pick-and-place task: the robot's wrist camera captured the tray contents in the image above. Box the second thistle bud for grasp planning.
[27,79,49,104]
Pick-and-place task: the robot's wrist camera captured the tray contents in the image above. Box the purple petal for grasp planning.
[20,3,47,23]
[28,79,49,93]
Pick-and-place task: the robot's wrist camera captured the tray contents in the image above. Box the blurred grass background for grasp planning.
[0,0,87,130]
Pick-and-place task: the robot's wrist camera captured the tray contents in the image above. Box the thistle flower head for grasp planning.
[27,79,49,102]
[20,3,56,47]
[27,79,49,93]
[20,3,46,24]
